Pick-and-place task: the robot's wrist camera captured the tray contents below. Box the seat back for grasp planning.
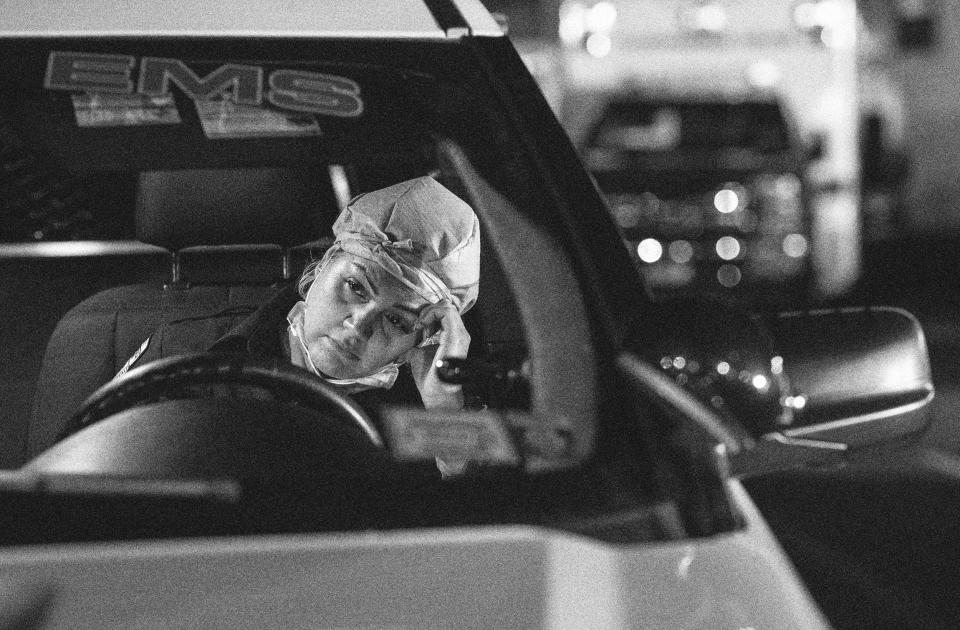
[26,167,337,459]
[137,166,338,285]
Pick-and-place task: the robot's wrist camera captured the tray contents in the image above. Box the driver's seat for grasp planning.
[25,167,338,460]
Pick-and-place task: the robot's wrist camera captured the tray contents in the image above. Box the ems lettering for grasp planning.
[44,51,363,117]
[267,70,363,117]
[44,52,135,94]
[138,57,263,107]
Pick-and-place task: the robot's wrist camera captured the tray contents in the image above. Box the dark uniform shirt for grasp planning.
[120,284,422,411]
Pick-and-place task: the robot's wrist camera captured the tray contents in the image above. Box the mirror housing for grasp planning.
[764,306,933,446]
[627,301,933,477]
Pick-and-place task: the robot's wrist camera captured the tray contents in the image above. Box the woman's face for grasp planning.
[300,252,430,379]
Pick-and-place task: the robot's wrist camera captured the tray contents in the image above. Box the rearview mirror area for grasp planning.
[627,300,934,477]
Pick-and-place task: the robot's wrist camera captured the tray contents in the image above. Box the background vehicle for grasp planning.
[578,91,813,306]
[558,0,862,306]
[0,1,950,629]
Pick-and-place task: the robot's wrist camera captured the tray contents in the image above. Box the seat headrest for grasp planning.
[135,167,334,250]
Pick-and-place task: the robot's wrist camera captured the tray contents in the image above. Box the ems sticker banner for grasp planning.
[70,93,182,127]
[196,99,321,140]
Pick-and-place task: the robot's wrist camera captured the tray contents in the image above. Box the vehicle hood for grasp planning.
[0,481,829,629]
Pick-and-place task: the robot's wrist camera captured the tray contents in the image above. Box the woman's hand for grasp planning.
[407,299,470,410]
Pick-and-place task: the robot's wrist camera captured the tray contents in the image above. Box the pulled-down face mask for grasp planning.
[286,299,401,391]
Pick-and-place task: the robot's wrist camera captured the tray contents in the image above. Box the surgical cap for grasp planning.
[328,176,481,313]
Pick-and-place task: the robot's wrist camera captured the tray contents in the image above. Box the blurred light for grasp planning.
[752,374,770,391]
[745,61,781,89]
[679,2,727,33]
[640,191,661,212]
[717,264,742,287]
[714,189,739,213]
[0,240,165,258]
[585,32,612,57]
[771,356,784,375]
[637,238,663,263]
[821,23,854,48]
[715,236,741,261]
[774,174,802,199]
[613,202,641,229]
[673,356,687,370]
[821,1,855,48]
[793,0,855,49]
[694,3,727,32]
[716,361,731,376]
[880,358,923,393]
[559,2,587,45]
[783,233,809,258]
[677,552,694,579]
[784,395,807,410]
[328,164,352,211]
[793,2,819,29]
[586,1,617,32]
[660,356,673,369]
[794,0,843,29]
[668,240,695,263]
[688,360,700,374]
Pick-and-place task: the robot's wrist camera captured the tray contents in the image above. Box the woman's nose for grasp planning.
[345,303,377,337]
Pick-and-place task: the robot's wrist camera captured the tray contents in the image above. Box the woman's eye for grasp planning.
[345,278,366,298]
[387,314,413,334]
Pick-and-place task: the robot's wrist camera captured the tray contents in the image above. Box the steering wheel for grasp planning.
[59,353,384,447]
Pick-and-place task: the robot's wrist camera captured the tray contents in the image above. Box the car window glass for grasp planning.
[589,100,792,154]
[0,38,557,477]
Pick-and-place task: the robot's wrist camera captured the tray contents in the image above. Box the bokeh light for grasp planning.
[637,238,663,263]
[715,236,741,261]
[717,264,742,287]
[783,233,809,258]
[713,188,739,213]
[668,240,695,263]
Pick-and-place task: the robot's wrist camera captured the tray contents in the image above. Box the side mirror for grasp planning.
[625,301,933,477]
[764,306,932,445]
[731,306,933,476]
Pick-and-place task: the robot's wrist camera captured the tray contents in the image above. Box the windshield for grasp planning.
[0,38,579,484]
[1,46,441,241]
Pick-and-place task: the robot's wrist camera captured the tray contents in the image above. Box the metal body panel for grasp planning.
[0,0,447,38]
[448,0,504,37]
[0,481,828,629]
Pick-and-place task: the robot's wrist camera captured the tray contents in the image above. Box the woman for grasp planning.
[286,175,480,410]
[117,176,481,411]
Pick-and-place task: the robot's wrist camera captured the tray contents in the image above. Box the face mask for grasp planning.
[286,301,399,391]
